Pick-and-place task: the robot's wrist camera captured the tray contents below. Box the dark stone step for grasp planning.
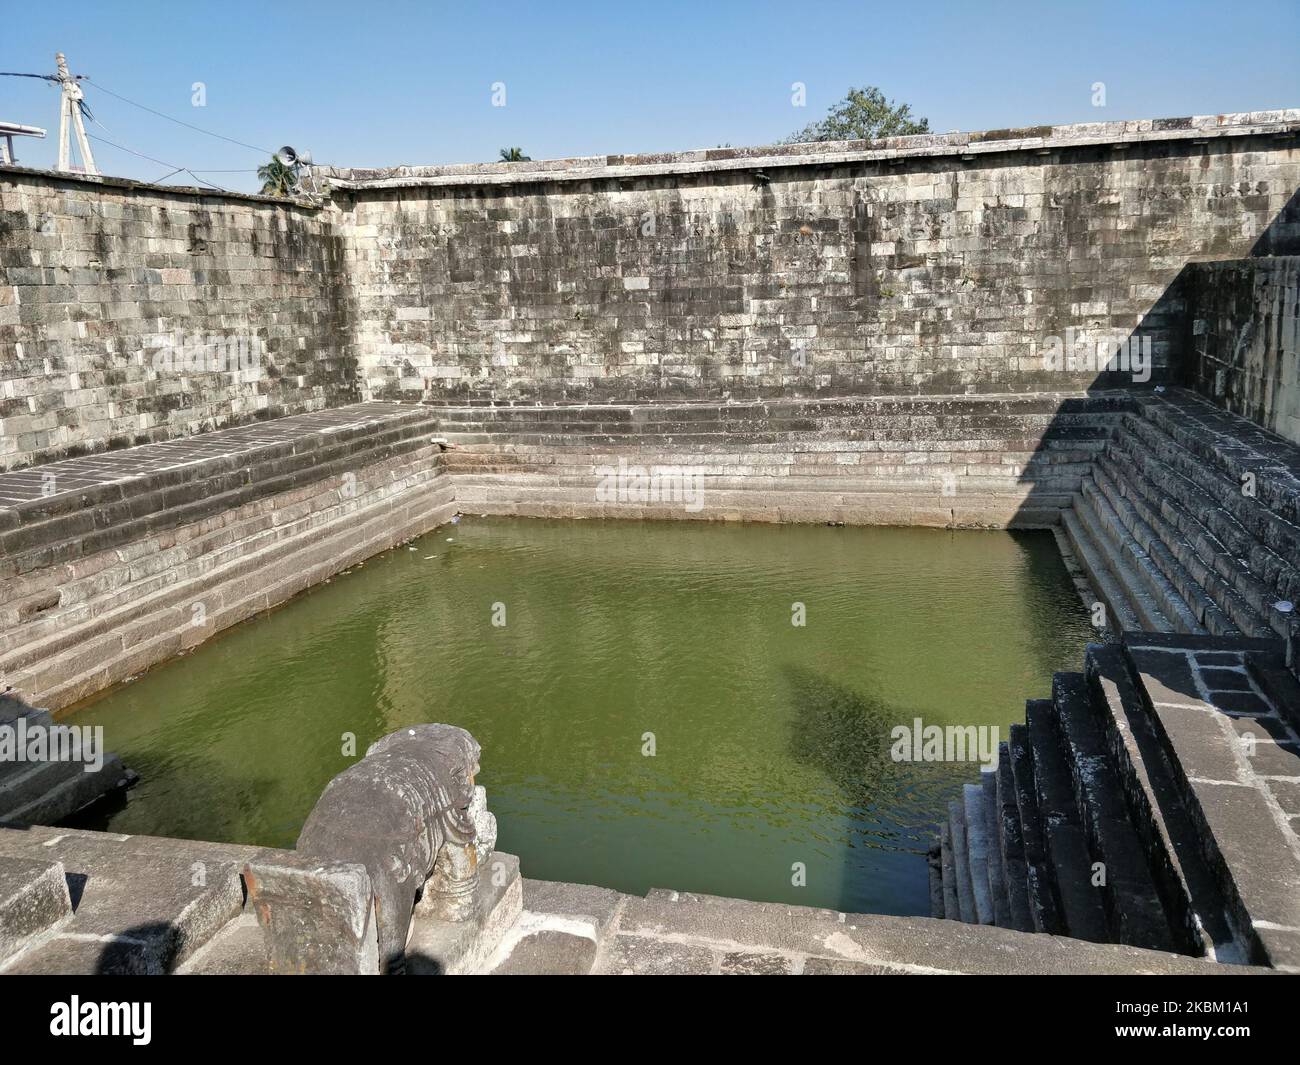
[1052,672,1179,952]
[939,823,960,921]
[1008,720,1064,935]
[1080,477,1205,634]
[1061,507,1143,632]
[0,754,132,827]
[1099,436,1282,635]
[962,783,995,925]
[1025,698,1111,943]
[926,845,944,919]
[1,420,445,578]
[1089,460,1246,636]
[1071,490,1175,632]
[1118,409,1300,608]
[980,768,1012,928]
[947,799,977,924]
[1085,644,1237,958]
[1137,392,1300,536]
[994,744,1035,933]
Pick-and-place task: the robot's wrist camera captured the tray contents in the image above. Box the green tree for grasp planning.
[257,155,294,196]
[783,86,929,144]
[499,147,531,162]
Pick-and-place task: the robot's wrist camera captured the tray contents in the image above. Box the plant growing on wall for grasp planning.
[783,86,929,144]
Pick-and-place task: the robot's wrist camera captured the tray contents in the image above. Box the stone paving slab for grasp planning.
[1126,639,1300,970]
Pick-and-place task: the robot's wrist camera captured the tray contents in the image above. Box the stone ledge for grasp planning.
[589,889,1264,975]
[322,111,1300,190]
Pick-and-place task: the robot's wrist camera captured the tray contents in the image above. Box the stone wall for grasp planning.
[4,111,1299,472]
[0,169,353,471]
[330,112,1300,404]
[1183,256,1300,445]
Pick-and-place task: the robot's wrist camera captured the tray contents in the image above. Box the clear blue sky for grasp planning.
[5,0,1298,193]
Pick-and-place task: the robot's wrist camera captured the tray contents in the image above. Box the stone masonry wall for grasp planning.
[1184,256,1300,445]
[332,115,1300,404]
[4,113,1300,471]
[0,169,353,471]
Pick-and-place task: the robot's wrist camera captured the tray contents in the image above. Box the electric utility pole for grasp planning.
[55,52,96,175]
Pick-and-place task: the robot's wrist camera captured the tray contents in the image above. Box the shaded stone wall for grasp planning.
[0,169,354,470]
[334,118,1300,404]
[1184,256,1300,445]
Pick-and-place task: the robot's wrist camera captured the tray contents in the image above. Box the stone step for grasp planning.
[1089,461,1244,635]
[0,857,73,966]
[0,448,451,663]
[1,406,440,530]
[477,876,621,975]
[447,433,1109,459]
[1052,672,1179,951]
[994,745,1035,933]
[0,754,132,827]
[1061,506,1143,632]
[3,473,455,709]
[962,783,995,925]
[926,845,944,919]
[1071,491,1174,632]
[1007,721,1065,935]
[1024,698,1111,943]
[0,449,451,672]
[0,830,245,974]
[1136,394,1300,560]
[1080,478,1205,634]
[980,770,1012,928]
[435,416,1107,435]
[0,416,444,582]
[1098,437,1280,636]
[938,822,960,921]
[1085,644,1240,959]
[173,913,267,975]
[1116,411,1300,626]
[0,693,50,727]
[947,799,977,923]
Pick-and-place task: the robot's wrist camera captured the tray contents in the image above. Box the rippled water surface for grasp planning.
[66,517,1094,915]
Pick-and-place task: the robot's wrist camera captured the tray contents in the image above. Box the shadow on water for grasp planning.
[64,748,294,848]
[783,664,898,806]
[782,664,925,911]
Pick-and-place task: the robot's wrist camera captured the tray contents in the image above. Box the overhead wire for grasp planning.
[6,67,316,191]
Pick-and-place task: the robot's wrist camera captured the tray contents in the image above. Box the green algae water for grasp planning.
[65,518,1093,916]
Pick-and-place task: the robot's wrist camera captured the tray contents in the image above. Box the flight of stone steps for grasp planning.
[428,392,1128,528]
[0,403,455,709]
[930,636,1300,970]
[0,692,132,828]
[1062,389,1300,650]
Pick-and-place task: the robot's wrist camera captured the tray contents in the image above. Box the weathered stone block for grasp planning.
[243,851,379,975]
